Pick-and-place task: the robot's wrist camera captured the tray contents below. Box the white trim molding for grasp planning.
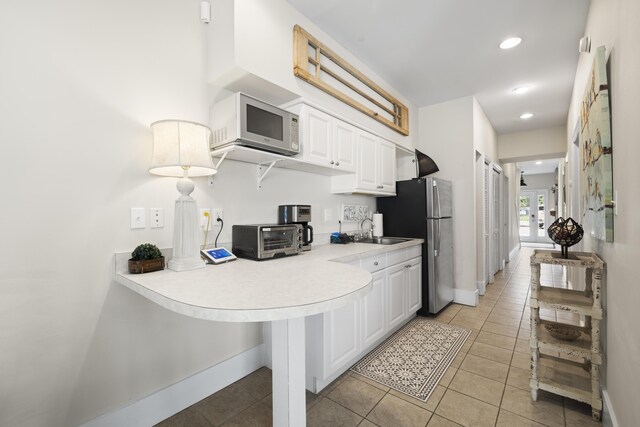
[509,246,519,262]
[80,344,265,427]
[602,389,619,427]
[454,288,479,307]
[477,280,486,296]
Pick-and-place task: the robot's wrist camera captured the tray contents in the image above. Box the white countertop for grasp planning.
[114,239,423,322]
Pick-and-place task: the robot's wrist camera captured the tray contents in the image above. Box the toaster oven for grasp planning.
[232,224,303,260]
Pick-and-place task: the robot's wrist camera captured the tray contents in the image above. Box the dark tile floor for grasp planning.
[156,246,601,426]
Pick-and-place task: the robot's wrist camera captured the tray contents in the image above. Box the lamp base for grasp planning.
[168,175,205,272]
[168,257,205,272]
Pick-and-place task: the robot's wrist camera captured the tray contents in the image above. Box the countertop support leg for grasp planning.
[272,317,306,427]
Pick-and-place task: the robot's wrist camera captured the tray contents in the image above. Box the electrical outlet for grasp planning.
[200,208,212,230]
[130,208,146,229]
[150,208,164,228]
[212,209,223,226]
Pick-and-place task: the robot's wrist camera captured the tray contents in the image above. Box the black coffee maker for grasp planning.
[278,205,313,251]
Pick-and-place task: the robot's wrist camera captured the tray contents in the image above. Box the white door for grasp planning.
[333,121,356,172]
[324,300,359,375]
[406,258,422,315]
[356,131,378,191]
[361,271,386,349]
[492,168,501,275]
[519,189,551,243]
[304,107,333,167]
[378,140,396,192]
[387,264,406,330]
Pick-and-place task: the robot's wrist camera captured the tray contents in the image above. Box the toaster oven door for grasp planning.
[259,226,300,258]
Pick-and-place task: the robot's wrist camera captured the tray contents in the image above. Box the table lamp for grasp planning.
[149,120,216,271]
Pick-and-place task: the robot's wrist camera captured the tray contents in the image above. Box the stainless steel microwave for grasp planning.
[232,224,303,260]
[210,93,300,156]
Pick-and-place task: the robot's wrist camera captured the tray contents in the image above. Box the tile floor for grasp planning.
[156,246,602,427]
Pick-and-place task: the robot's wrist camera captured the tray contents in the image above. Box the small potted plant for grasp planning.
[128,243,165,274]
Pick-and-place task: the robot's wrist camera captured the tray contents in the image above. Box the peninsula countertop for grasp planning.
[113,239,423,322]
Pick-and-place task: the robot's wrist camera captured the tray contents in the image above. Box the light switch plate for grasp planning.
[324,208,333,221]
[130,208,146,229]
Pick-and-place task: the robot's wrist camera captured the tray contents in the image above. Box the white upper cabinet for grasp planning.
[355,130,378,191]
[378,139,396,192]
[299,106,355,172]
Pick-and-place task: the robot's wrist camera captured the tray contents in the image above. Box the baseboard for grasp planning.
[602,389,619,427]
[477,280,486,296]
[454,288,479,307]
[80,344,266,427]
[509,246,519,261]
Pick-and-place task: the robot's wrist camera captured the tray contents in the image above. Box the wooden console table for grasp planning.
[529,249,605,421]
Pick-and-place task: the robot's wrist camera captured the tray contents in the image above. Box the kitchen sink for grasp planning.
[357,237,412,245]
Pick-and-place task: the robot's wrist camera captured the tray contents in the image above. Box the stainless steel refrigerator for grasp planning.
[377,177,454,314]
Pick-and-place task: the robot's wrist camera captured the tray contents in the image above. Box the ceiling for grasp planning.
[287,0,590,134]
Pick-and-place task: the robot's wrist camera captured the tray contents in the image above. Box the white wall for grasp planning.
[565,0,640,425]
[522,172,555,190]
[0,1,378,426]
[418,97,477,303]
[498,125,566,163]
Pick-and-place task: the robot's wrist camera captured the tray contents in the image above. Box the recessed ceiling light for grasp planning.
[500,37,522,49]
[535,161,542,165]
[512,85,531,95]
[520,112,534,119]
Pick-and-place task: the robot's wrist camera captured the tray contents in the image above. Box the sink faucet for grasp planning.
[359,217,374,239]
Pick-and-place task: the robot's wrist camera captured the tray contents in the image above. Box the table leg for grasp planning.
[271,317,306,427]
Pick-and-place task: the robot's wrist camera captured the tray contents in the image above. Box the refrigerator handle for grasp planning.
[434,219,440,257]
[434,182,442,219]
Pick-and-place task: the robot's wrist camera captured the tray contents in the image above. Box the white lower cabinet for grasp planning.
[305,247,422,393]
[360,270,387,349]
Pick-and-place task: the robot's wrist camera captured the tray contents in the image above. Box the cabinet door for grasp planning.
[361,271,386,350]
[406,257,422,315]
[356,131,378,191]
[304,107,333,167]
[387,263,406,330]
[333,121,356,172]
[323,300,359,376]
[378,139,396,192]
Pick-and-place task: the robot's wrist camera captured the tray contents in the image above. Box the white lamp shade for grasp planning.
[149,120,217,177]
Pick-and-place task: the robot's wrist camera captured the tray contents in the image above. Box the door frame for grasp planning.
[520,189,551,243]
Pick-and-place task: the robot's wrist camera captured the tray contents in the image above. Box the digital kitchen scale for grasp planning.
[201,248,237,264]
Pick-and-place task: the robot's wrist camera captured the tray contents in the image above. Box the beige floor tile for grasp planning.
[260,390,323,411]
[192,383,257,426]
[432,312,455,323]
[515,339,530,354]
[306,397,362,427]
[497,296,527,305]
[434,389,498,427]
[457,306,491,319]
[427,414,463,426]
[493,301,526,312]
[234,367,273,401]
[468,341,513,365]
[491,307,524,319]
[449,350,467,368]
[475,330,516,350]
[487,312,521,327]
[500,385,565,427]
[366,394,432,427]
[459,354,509,383]
[326,376,386,417]
[438,366,457,387]
[482,321,519,338]
[564,399,603,426]
[496,409,546,426]
[506,366,531,391]
[449,315,485,330]
[448,369,505,406]
[357,419,378,427]
[320,371,351,396]
[155,408,214,427]
[510,350,531,371]
[220,401,272,427]
[350,372,391,392]
[389,384,445,412]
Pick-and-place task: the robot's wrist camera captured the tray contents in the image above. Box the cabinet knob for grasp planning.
[330,160,334,165]
[335,162,340,166]
[373,261,379,266]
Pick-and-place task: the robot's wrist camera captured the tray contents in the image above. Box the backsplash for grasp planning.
[342,204,370,222]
